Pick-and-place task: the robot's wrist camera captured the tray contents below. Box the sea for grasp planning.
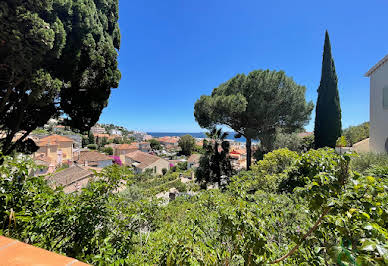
[147,132,257,143]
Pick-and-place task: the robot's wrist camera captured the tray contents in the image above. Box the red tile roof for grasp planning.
[125,150,162,169]
[116,143,139,150]
[49,165,93,193]
[76,151,112,164]
[297,132,313,138]
[158,136,179,143]
[187,154,201,163]
[38,134,74,146]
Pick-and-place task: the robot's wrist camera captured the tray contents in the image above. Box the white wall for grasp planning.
[370,61,388,153]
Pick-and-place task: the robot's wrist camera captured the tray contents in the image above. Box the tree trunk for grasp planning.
[246,137,252,170]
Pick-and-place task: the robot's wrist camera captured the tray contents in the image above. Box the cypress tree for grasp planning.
[314,31,342,148]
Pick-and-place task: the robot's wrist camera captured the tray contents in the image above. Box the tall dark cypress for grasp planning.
[314,31,342,148]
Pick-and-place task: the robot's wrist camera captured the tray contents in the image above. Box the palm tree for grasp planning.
[196,128,233,188]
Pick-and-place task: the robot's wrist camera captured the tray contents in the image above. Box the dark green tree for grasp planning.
[0,0,121,156]
[195,128,233,188]
[178,135,195,156]
[149,139,162,150]
[194,70,313,169]
[88,132,95,145]
[81,136,89,148]
[314,31,342,148]
[101,137,108,147]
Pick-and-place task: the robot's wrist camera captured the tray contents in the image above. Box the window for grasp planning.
[383,86,388,109]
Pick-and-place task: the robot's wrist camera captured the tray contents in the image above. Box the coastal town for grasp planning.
[9,116,371,195]
[1,1,387,265]
[15,119,263,194]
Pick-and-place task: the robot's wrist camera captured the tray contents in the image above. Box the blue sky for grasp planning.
[99,0,388,132]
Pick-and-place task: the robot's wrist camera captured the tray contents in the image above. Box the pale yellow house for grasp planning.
[34,135,74,165]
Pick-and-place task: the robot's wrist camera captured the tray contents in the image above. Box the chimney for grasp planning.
[84,160,88,167]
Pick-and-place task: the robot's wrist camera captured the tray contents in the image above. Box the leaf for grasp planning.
[360,239,376,251]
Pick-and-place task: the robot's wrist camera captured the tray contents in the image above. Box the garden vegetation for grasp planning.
[1,148,386,265]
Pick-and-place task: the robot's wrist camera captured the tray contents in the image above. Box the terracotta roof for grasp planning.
[0,236,88,265]
[76,151,112,164]
[365,54,388,77]
[116,143,139,150]
[187,154,201,163]
[49,165,93,189]
[297,132,313,138]
[94,133,110,138]
[125,150,161,169]
[158,136,180,143]
[38,134,74,146]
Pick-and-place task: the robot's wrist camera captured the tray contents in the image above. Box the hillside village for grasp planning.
[17,120,269,194]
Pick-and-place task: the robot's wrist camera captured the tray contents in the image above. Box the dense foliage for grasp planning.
[314,31,342,149]
[0,0,121,156]
[1,148,387,265]
[178,134,195,156]
[343,122,369,146]
[194,69,313,169]
[195,129,234,188]
[149,138,162,150]
[273,131,315,153]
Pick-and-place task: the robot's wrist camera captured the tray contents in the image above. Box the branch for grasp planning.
[3,129,33,156]
[269,207,331,264]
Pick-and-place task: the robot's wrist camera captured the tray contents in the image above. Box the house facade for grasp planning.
[114,143,139,162]
[34,135,74,165]
[125,150,170,175]
[187,154,201,169]
[365,54,388,153]
[90,125,106,135]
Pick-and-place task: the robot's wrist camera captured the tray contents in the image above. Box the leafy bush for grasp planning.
[229,148,299,194]
[162,168,167,175]
[343,121,369,146]
[102,146,113,155]
[1,149,387,265]
[350,152,388,174]
[273,132,302,151]
[87,144,98,150]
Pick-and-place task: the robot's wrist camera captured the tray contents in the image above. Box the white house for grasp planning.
[365,54,388,153]
[109,129,122,136]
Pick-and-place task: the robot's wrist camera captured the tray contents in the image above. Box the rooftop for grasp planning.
[38,134,74,146]
[187,154,201,163]
[125,150,161,169]
[76,151,112,164]
[49,165,93,189]
[365,54,388,77]
[116,143,139,150]
[0,236,88,265]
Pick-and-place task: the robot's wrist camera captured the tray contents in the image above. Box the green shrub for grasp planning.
[1,149,386,265]
[229,148,299,194]
[162,168,167,175]
[87,144,98,150]
[350,152,388,173]
[102,146,113,155]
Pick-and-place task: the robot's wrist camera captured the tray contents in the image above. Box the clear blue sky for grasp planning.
[99,0,388,133]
